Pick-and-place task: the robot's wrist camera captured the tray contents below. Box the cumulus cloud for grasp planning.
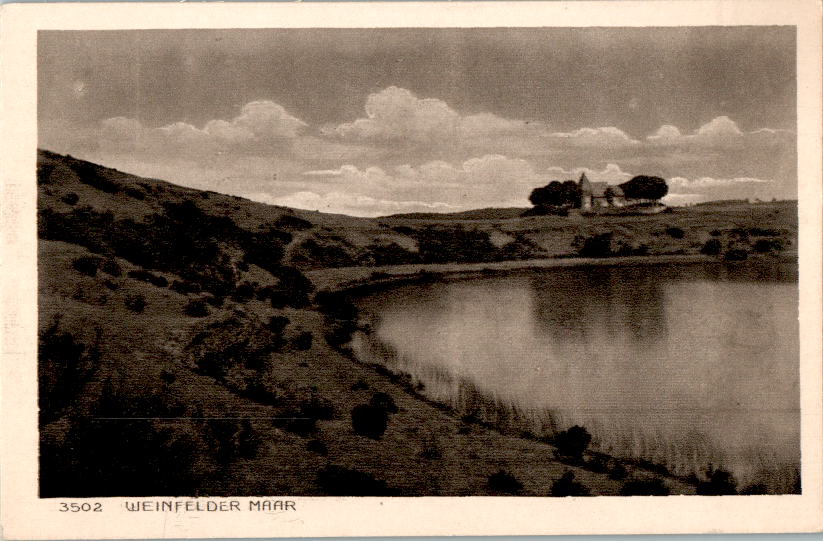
[548,126,639,148]
[248,190,460,218]
[96,100,308,157]
[299,154,545,212]
[321,86,551,155]
[544,163,633,184]
[646,115,790,149]
[668,175,772,188]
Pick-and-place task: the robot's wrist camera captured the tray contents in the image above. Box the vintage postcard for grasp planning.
[1,1,822,538]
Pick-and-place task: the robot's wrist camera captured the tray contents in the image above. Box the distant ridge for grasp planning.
[382,207,528,221]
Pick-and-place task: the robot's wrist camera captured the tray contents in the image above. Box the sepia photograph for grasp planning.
[2,1,822,538]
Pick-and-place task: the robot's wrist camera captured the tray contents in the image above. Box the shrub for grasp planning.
[700,238,722,256]
[665,226,685,239]
[696,468,737,495]
[316,465,392,496]
[124,294,147,313]
[299,393,334,421]
[351,379,370,391]
[550,471,590,497]
[170,279,202,295]
[306,439,328,456]
[267,315,290,334]
[723,248,749,261]
[38,320,100,424]
[274,214,312,231]
[351,404,388,440]
[72,161,120,193]
[100,258,122,277]
[415,226,497,264]
[231,282,256,303]
[127,270,168,287]
[72,256,101,277]
[60,192,79,205]
[364,243,419,266]
[124,187,146,200]
[553,425,592,461]
[315,290,359,320]
[283,416,317,437]
[369,392,399,414]
[204,294,224,307]
[753,238,785,253]
[619,478,670,496]
[183,299,210,318]
[578,233,613,258]
[609,463,628,480]
[293,331,313,351]
[488,470,523,495]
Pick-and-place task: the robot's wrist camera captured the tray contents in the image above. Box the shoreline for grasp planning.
[306,252,794,293]
[306,251,797,494]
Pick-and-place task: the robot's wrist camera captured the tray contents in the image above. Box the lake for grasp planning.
[350,259,800,493]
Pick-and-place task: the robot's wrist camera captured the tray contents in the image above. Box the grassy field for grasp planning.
[36,149,796,496]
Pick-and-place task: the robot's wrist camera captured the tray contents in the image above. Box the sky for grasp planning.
[38,27,797,217]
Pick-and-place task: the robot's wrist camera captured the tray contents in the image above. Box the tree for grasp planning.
[529,180,581,209]
[619,175,668,202]
[553,425,592,461]
[604,186,616,206]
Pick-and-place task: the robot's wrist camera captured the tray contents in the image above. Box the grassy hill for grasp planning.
[37,149,796,496]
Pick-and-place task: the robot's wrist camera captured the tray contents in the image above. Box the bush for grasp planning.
[38,320,100,424]
[299,393,335,421]
[753,238,785,253]
[183,299,210,318]
[619,478,670,496]
[274,214,312,231]
[306,439,328,456]
[267,315,290,334]
[293,331,313,351]
[283,416,317,437]
[550,471,590,497]
[700,238,722,256]
[351,404,389,440]
[723,248,749,261]
[170,279,202,295]
[488,470,523,495]
[696,469,737,495]
[351,379,370,391]
[204,294,224,307]
[61,192,79,205]
[127,270,168,287]
[315,291,359,321]
[316,465,393,496]
[72,256,101,277]
[609,463,628,480]
[665,226,685,239]
[369,392,399,414]
[124,294,146,313]
[100,258,122,277]
[578,233,613,258]
[553,425,592,461]
[124,187,146,200]
[231,282,256,303]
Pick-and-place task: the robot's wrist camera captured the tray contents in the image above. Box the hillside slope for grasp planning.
[37,149,795,496]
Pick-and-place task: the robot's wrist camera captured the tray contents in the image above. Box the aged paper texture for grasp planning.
[1,1,822,538]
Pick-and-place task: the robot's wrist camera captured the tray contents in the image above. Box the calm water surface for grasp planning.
[351,260,799,492]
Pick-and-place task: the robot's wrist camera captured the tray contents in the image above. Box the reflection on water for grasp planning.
[351,260,800,492]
